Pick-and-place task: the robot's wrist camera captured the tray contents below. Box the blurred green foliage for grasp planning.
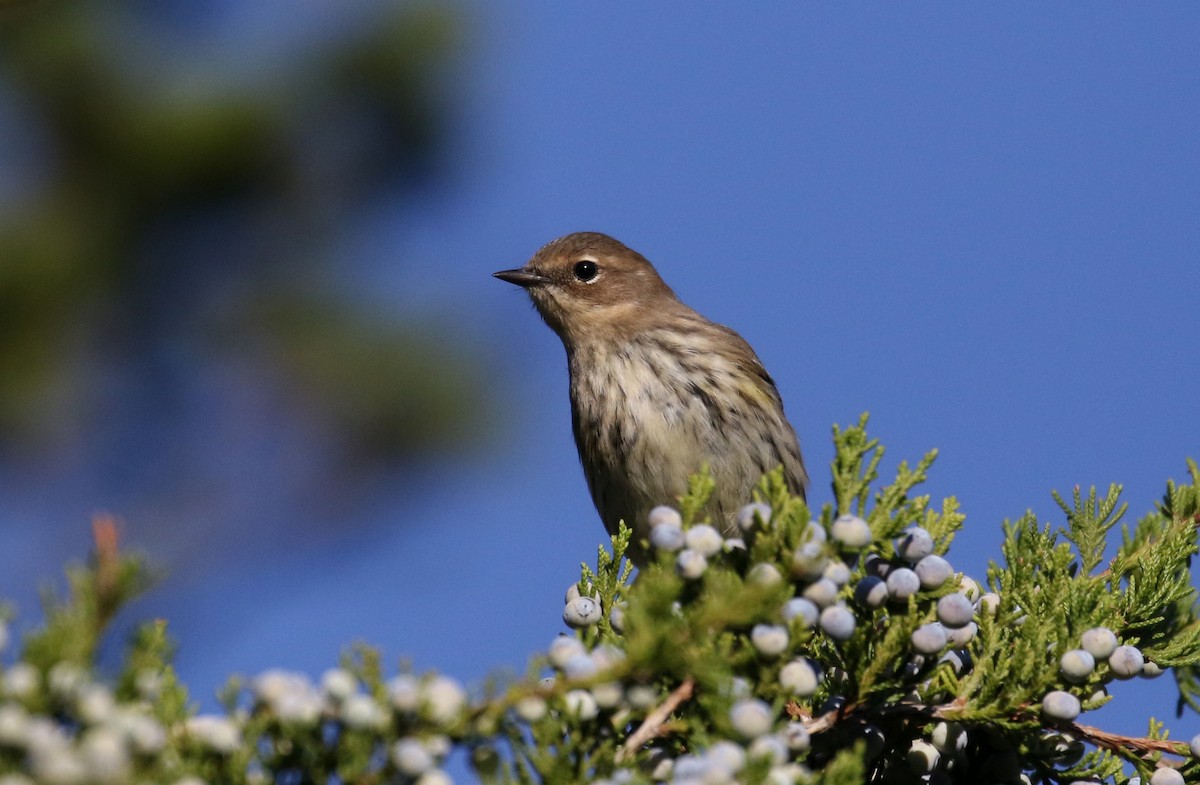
[0,0,481,468]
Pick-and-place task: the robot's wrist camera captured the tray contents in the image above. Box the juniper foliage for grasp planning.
[1,418,1198,785]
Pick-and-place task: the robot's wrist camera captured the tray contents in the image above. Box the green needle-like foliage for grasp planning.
[1,417,1199,784]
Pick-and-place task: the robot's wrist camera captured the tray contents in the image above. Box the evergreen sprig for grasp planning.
[1,418,1198,784]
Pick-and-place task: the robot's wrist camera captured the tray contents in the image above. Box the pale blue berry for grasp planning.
[936,594,975,628]
[648,505,682,528]
[1108,645,1144,679]
[514,696,546,722]
[830,515,872,548]
[791,542,828,581]
[388,674,421,712]
[609,603,626,633]
[853,576,888,608]
[1080,627,1118,660]
[563,690,598,720]
[393,739,436,772]
[779,659,820,697]
[977,592,1001,616]
[1150,768,1185,785]
[930,721,966,754]
[626,685,658,709]
[423,676,467,726]
[676,549,708,579]
[1060,650,1095,684]
[802,578,840,608]
[685,524,724,556]
[563,653,598,680]
[911,623,948,654]
[548,636,586,670]
[914,555,953,588]
[819,605,856,642]
[940,649,972,675]
[342,693,387,729]
[1189,733,1200,758]
[803,520,827,544]
[945,622,977,647]
[415,769,453,785]
[822,561,851,586]
[563,597,602,628]
[730,699,774,739]
[592,682,624,709]
[706,740,746,773]
[737,503,772,532]
[886,567,921,600]
[650,523,685,552]
[782,598,820,628]
[320,668,358,701]
[897,527,934,562]
[1041,690,1081,722]
[747,734,788,765]
[782,722,810,752]
[1141,661,1165,679]
[863,553,891,578]
[751,624,790,657]
[748,563,784,587]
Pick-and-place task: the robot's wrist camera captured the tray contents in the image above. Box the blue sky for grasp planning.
[4,0,1200,766]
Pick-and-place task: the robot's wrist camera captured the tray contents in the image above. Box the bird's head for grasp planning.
[494,232,679,345]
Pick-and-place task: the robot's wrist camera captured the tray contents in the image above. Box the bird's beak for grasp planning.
[493,268,551,288]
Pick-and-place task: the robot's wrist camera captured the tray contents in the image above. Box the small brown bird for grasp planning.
[495,232,806,564]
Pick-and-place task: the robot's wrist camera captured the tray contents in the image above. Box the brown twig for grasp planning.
[1070,721,1189,758]
[616,678,695,762]
[91,514,122,630]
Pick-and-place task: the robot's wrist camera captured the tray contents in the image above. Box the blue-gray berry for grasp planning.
[685,524,724,556]
[1059,650,1095,684]
[897,527,934,562]
[935,593,974,628]
[778,659,820,697]
[911,623,948,655]
[782,598,820,629]
[650,522,686,552]
[802,578,840,608]
[914,555,953,588]
[822,561,851,587]
[648,505,683,529]
[676,549,708,579]
[783,722,811,752]
[830,515,872,548]
[886,567,921,600]
[853,576,889,609]
[751,624,790,657]
[1149,767,1185,785]
[730,699,774,739]
[1041,690,1081,722]
[819,605,856,642]
[945,621,977,647]
[791,542,828,581]
[1080,627,1118,660]
[736,503,772,532]
[1108,645,1144,679]
[562,597,602,629]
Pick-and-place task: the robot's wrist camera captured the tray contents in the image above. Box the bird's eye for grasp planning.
[572,260,599,282]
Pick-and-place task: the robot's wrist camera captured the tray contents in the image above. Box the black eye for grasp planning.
[572,260,599,282]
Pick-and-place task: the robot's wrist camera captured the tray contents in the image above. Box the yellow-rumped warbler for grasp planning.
[495,232,807,564]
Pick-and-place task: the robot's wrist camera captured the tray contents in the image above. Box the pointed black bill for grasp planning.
[493,268,551,288]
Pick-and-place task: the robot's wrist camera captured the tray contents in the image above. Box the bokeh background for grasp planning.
[1,0,1197,771]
